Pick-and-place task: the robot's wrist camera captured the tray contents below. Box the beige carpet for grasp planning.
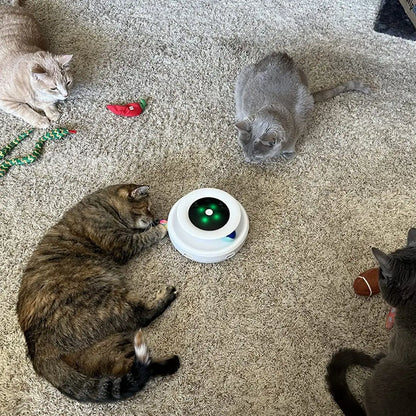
[1,0,416,414]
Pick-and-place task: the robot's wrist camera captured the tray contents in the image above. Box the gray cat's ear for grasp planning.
[372,247,392,273]
[130,186,150,199]
[31,64,47,81]
[407,228,416,247]
[235,120,251,133]
[55,54,73,68]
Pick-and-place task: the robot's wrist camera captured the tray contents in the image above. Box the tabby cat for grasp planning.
[326,228,416,416]
[17,184,180,402]
[0,0,73,127]
[235,52,370,163]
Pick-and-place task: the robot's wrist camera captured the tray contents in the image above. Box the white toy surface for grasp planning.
[167,188,249,263]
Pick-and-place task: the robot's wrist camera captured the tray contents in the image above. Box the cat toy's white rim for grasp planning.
[176,188,241,240]
[167,188,249,263]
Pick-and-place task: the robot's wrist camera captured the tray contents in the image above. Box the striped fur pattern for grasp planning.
[17,184,180,402]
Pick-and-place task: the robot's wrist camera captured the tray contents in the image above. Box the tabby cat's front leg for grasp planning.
[0,99,50,128]
[115,224,167,263]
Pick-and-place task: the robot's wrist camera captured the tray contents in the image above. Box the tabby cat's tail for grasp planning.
[312,80,370,103]
[326,348,378,416]
[37,332,180,402]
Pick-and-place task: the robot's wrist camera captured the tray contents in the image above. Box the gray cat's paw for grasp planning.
[282,151,296,160]
[157,285,177,303]
[356,82,372,95]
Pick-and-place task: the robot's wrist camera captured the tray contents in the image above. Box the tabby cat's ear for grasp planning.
[235,120,251,133]
[130,186,150,199]
[55,54,73,68]
[407,228,416,247]
[31,64,47,81]
[372,247,392,274]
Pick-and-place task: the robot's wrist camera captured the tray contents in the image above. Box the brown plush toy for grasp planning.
[353,267,380,296]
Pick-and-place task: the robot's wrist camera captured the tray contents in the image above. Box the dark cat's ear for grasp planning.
[407,228,416,247]
[31,64,47,80]
[235,120,251,133]
[372,247,392,275]
[55,54,73,68]
[130,186,149,200]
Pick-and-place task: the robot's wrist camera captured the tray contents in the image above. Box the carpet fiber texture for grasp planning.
[1,0,416,415]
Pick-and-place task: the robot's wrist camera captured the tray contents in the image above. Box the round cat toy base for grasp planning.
[167,188,249,263]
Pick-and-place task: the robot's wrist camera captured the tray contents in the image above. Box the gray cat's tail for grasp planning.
[312,80,370,102]
[36,332,180,402]
[326,348,378,416]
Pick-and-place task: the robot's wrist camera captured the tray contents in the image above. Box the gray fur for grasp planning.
[327,228,416,415]
[235,52,370,163]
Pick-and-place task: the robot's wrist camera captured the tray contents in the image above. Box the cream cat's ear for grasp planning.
[130,186,150,199]
[55,54,73,68]
[30,64,47,81]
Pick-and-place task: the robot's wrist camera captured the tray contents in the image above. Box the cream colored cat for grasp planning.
[0,0,73,127]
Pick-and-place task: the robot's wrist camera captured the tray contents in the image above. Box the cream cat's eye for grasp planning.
[50,87,57,91]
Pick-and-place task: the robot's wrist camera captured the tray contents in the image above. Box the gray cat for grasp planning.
[326,228,416,416]
[235,52,370,163]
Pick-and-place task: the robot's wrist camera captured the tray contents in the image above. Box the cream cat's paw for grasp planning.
[46,110,60,122]
[33,117,50,129]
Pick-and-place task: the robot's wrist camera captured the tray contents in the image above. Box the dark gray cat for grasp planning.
[326,228,416,416]
[235,52,370,163]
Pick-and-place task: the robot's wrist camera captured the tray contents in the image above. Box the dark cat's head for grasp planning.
[104,184,154,230]
[372,228,416,307]
[235,106,294,163]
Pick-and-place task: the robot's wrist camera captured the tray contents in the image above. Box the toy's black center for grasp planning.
[188,197,230,231]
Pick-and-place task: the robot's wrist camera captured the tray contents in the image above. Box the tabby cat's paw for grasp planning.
[155,223,168,239]
[157,285,177,303]
[165,355,180,375]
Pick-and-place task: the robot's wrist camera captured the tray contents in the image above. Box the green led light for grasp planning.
[188,197,230,231]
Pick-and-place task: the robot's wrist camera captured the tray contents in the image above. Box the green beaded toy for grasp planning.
[0,128,76,178]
